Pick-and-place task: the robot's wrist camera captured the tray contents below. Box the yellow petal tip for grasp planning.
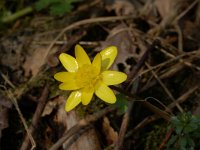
[75,44,91,66]
[75,44,82,49]
[100,46,118,70]
[107,96,116,104]
[58,53,78,72]
[59,53,66,61]
[65,91,81,112]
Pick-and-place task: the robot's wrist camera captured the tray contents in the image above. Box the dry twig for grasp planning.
[7,89,36,150]
[43,15,135,72]
[1,75,36,150]
[145,63,183,112]
[125,85,198,139]
[20,85,49,150]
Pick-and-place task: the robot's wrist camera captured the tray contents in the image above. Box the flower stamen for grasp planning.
[75,64,101,88]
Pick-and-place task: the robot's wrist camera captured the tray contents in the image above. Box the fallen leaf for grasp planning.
[155,0,173,18]
[23,46,59,77]
[42,96,64,117]
[106,0,135,16]
[97,24,146,74]
[58,105,101,150]
[43,96,101,150]
[23,46,47,77]
[102,116,118,144]
[63,111,100,150]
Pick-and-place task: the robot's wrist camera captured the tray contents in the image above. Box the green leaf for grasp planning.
[179,137,187,149]
[112,94,128,115]
[187,137,195,148]
[50,1,72,15]
[166,135,177,148]
[35,0,81,15]
[192,127,200,137]
[171,116,182,127]
[168,113,200,149]
[35,0,54,11]
[175,125,183,135]
[183,123,198,134]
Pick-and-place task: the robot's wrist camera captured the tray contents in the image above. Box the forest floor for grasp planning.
[1,0,200,149]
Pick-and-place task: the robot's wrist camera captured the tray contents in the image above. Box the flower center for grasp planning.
[75,64,101,88]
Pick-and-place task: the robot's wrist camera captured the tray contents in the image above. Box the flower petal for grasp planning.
[75,44,91,67]
[81,87,94,105]
[95,81,116,103]
[59,53,78,72]
[100,46,117,70]
[65,91,82,112]
[92,53,101,74]
[54,72,76,82]
[59,81,80,90]
[102,71,127,85]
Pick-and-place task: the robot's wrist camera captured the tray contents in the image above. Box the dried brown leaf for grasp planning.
[23,46,47,77]
[44,96,100,150]
[102,116,118,144]
[155,0,173,18]
[97,24,145,73]
[42,96,65,117]
[23,46,59,77]
[60,109,100,150]
[106,0,135,16]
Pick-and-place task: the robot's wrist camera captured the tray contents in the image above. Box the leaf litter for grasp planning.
[1,0,200,149]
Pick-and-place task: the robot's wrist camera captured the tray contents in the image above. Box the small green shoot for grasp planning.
[112,94,128,115]
[166,112,200,150]
[35,0,81,16]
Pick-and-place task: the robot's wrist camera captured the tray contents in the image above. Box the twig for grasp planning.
[1,76,36,149]
[148,0,182,36]
[140,101,171,121]
[126,39,160,86]
[7,90,36,150]
[167,85,198,109]
[148,0,198,36]
[114,100,134,150]
[137,50,200,81]
[174,24,183,52]
[158,128,174,150]
[145,63,183,112]
[0,73,16,89]
[63,125,92,149]
[173,0,199,23]
[139,63,184,92]
[42,15,135,72]
[112,89,171,150]
[20,85,49,150]
[125,115,158,138]
[139,48,200,93]
[125,85,198,139]
[49,106,115,150]
[159,48,200,71]
[115,40,161,150]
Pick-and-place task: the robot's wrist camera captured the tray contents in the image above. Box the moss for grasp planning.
[144,124,168,150]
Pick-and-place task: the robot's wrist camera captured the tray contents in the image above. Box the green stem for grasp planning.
[1,6,33,23]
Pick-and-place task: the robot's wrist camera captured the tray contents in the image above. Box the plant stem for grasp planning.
[1,6,33,23]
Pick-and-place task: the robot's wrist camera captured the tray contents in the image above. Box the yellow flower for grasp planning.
[54,44,127,112]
